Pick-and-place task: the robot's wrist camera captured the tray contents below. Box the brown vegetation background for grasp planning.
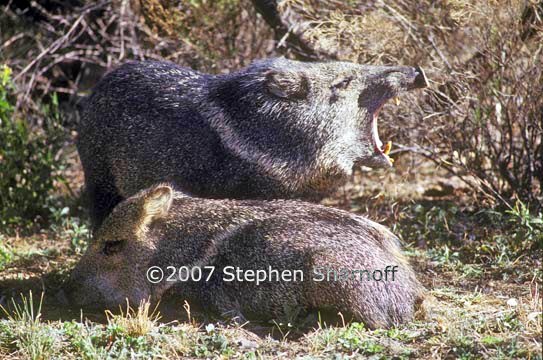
[1,0,541,211]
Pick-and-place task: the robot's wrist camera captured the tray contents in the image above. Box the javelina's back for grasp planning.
[78,59,428,228]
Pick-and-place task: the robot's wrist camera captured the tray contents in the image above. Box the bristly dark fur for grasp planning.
[77,58,427,229]
[66,184,426,329]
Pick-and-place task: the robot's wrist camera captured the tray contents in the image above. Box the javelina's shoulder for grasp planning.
[90,60,206,96]
[110,60,203,79]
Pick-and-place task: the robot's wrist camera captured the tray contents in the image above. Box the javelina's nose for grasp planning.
[413,66,428,88]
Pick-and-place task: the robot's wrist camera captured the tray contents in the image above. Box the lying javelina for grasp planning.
[66,184,425,329]
[77,58,428,228]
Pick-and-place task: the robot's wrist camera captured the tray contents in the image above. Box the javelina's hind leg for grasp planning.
[200,282,247,324]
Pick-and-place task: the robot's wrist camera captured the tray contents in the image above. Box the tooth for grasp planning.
[383,141,392,155]
[394,97,400,106]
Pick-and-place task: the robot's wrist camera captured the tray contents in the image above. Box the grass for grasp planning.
[0,239,14,271]
[0,282,540,358]
[0,292,56,360]
[105,299,162,338]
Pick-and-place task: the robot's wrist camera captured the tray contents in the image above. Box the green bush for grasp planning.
[0,65,66,233]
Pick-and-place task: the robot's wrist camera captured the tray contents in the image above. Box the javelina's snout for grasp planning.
[61,273,116,309]
[413,66,429,89]
[381,65,429,91]
[61,263,111,308]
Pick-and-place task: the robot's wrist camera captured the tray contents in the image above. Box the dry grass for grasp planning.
[105,298,161,337]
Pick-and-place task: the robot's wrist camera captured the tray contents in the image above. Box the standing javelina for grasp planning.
[66,184,425,329]
[77,58,428,228]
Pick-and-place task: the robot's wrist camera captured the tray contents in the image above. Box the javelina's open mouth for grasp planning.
[371,100,394,165]
[366,66,428,168]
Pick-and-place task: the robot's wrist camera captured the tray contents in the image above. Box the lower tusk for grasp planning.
[383,141,392,155]
[394,97,401,106]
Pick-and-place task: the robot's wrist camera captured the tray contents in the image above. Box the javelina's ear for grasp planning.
[142,184,173,225]
[265,70,309,99]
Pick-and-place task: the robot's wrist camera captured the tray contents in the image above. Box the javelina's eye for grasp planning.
[331,75,354,90]
[102,240,124,256]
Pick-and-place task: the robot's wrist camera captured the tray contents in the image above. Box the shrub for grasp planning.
[0,65,66,233]
[422,6,543,208]
[138,0,275,72]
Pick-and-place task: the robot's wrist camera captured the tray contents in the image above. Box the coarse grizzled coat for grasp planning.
[66,184,425,329]
[77,58,428,228]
